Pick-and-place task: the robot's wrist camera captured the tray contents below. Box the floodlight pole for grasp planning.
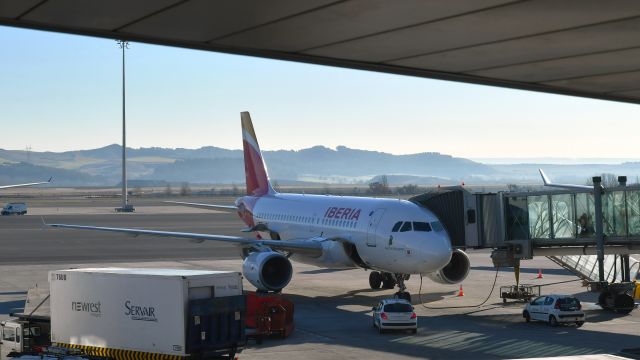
[116,40,133,212]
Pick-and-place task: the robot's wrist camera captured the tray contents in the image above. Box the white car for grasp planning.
[523,295,585,327]
[372,299,417,334]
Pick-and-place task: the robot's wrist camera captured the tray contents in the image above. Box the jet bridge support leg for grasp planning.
[621,255,631,282]
[588,177,636,313]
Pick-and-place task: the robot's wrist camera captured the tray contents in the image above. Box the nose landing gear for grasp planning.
[393,274,411,302]
[368,271,411,302]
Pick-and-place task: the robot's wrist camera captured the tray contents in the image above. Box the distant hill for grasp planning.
[0,162,103,187]
[0,145,639,187]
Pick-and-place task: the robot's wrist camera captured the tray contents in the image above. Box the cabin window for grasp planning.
[413,222,432,232]
[400,222,412,232]
[391,221,403,232]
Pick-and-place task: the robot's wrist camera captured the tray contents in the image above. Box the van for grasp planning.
[1,203,27,215]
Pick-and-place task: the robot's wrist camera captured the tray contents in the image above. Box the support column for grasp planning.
[593,176,605,283]
[116,40,134,213]
[619,176,630,282]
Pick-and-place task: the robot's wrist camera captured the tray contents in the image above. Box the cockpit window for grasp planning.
[391,221,403,232]
[431,221,445,232]
[413,222,432,232]
[400,222,412,232]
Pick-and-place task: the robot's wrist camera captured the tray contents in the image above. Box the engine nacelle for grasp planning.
[426,249,470,285]
[242,251,293,292]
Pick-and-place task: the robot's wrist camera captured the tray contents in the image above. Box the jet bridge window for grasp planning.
[506,196,529,240]
[412,222,432,232]
[528,195,550,239]
[391,221,403,232]
[603,191,627,237]
[628,190,640,236]
[551,194,575,239]
[400,222,412,232]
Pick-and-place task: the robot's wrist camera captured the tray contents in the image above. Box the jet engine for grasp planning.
[426,249,470,284]
[242,251,293,292]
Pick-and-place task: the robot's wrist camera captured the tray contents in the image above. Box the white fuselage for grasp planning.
[238,193,453,275]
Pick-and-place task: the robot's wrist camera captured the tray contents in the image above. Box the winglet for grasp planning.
[538,169,551,186]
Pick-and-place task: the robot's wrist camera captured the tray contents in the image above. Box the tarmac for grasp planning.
[0,197,639,359]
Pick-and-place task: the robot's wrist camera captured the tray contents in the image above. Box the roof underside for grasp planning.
[3,0,640,104]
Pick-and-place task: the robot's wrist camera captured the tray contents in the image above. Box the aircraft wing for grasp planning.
[0,177,52,190]
[164,201,238,211]
[539,169,593,190]
[45,222,322,256]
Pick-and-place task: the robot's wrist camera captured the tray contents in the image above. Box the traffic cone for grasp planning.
[536,269,543,279]
[457,285,464,297]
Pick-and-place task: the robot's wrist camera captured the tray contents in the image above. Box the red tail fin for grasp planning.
[241,112,275,196]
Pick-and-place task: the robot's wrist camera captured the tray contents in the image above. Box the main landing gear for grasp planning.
[369,271,411,302]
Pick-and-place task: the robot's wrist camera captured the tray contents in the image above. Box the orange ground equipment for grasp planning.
[245,291,294,343]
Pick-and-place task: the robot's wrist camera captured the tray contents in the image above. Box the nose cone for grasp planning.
[419,232,453,273]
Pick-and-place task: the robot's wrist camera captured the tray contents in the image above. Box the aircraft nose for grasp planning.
[420,232,453,272]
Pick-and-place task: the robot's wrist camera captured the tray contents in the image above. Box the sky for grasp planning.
[2,25,640,160]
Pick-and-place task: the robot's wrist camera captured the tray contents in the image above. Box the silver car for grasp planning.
[372,299,417,334]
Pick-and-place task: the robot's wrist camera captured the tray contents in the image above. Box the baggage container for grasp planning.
[49,268,245,359]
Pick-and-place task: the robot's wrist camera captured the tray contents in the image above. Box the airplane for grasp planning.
[0,177,52,190]
[48,112,469,301]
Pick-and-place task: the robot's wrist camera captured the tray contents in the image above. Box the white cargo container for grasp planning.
[49,268,244,358]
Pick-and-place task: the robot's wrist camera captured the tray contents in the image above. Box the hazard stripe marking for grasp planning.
[55,343,185,359]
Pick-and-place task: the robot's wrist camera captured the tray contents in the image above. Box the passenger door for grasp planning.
[366,209,386,247]
[529,297,546,320]
[542,296,555,318]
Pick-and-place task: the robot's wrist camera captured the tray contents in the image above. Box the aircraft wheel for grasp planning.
[598,291,615,310]
[382,273,396,289]
[369,271,382,289]
[614,293,634,314]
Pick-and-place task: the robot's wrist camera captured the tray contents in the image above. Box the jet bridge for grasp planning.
[410,176,640,313]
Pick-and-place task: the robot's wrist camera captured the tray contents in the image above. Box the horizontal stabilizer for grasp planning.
[164,201,237,211]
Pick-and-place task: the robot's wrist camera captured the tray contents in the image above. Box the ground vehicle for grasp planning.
[245,292,294,343]
[2,269,246,359]
[1,203,27,215]
[523,294,585,327]
[50,268,245,359]
[0,286,51,358]
[372,299,417,334]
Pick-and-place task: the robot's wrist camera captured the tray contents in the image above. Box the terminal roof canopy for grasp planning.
[3,0,640,104]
